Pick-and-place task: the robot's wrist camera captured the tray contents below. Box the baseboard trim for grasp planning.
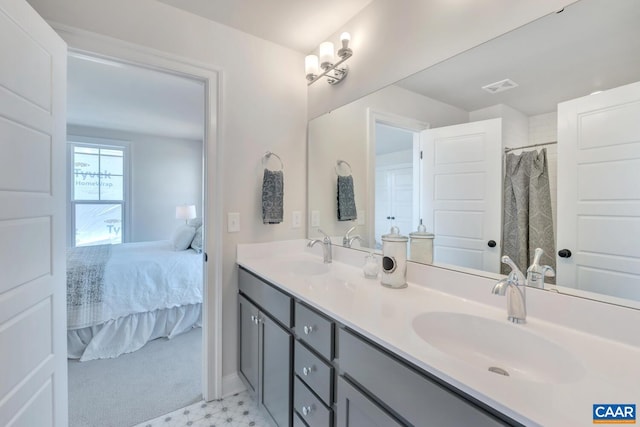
[221,372,246,398]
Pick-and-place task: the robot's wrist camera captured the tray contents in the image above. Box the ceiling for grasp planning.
[67,54,205,140]
[67,1,373,136]
[396,0,640,116]
[157,0,374,53]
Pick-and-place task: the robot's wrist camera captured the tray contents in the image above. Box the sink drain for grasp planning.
[488,366,510,377]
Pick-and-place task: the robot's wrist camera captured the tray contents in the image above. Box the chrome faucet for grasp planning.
[346,235,364,248]
[308,229,332,263]
[526,248,556,289]
[343,225,357,247]
[492,255,527,324]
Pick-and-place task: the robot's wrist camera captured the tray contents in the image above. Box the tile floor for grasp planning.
[133,391,272,427]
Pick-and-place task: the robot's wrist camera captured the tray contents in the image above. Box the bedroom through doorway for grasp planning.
[65,52,208,427]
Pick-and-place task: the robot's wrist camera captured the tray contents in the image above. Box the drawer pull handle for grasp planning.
[302,366,315,376]
[250,315,261,325]
[301,405,314,416]
[303,325,315,335]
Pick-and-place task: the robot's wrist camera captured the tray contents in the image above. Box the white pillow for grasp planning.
[190,225,203,253]
[171,225,196,251]
[187,217,203,228]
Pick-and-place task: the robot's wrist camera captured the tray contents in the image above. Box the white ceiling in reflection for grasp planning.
[396,0,640,116]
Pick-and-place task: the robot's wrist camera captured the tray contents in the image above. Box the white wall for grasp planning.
[308,84,468,239]
[308,0,576,118]
[68,125,203,242]
[28,0,307,385]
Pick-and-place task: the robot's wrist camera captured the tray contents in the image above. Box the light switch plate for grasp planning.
[311,210,320,227]
[292,211,302,228]
[228,212,240,232]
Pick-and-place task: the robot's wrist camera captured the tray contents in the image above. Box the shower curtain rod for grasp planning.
[504,141,557,153]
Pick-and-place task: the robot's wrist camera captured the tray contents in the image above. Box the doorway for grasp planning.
[368,110,428,248]
[65,52,210,426]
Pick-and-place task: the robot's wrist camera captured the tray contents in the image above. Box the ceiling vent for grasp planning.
[481,78,519,94]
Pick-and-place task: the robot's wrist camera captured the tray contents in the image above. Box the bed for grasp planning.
[66,240,203,361]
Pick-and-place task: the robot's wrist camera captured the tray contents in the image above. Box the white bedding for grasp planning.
[75,240,203,328]
[67,240,203,360]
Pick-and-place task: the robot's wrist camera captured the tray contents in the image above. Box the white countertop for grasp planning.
[237,240,640,427]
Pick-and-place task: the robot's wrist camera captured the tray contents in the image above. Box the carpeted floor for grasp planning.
[68,327,202,427]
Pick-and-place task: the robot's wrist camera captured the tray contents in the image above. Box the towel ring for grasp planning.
[262,151,284,172]
[335,160,353,176]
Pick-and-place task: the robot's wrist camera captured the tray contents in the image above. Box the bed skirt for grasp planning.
[68,303,202,361]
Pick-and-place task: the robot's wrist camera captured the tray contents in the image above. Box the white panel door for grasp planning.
[421,119,502,272]
[374,165,414,247]
[0,1,67,426]
[557,80,640,301]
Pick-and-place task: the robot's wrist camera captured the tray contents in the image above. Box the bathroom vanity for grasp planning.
[237,240,640,427]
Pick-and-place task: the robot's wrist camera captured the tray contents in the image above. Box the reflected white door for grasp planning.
[375,165,414,246]
[0,1,67,426]
[421,119,502,272]
[557,80,640,301]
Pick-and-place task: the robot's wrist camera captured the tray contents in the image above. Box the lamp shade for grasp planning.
[319,41,334,66]
[176,204,196,221]
[305,55,319,77]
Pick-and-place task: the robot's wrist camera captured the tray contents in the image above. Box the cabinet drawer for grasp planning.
[239,267,292,327]
[294,376,332,427]
[294,301,334,360]
[338,328,513,427]
[294,340,333,404]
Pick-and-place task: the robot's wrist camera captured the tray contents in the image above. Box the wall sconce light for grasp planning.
[305,32,353,86]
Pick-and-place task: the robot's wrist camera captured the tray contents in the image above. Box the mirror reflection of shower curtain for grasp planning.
[502,149,556,282]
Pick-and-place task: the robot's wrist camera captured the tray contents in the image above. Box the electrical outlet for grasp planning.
[292,211,302,228]
[228,212,240,232]
[311,210,320,227]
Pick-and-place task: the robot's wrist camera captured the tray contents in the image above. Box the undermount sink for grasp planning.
[412,312,585,384]
[277,259,330,276]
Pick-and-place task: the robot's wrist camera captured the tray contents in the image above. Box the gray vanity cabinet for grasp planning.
[292,301,335,426]
[238,294,260,394]
[336,376,404,427]
[238,267,521,427]
[337,328,516,427]
[238,268,293,427]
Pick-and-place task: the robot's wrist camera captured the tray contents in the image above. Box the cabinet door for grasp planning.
[238,295,260,394]
[337,376,403,427]
[261,314,293,427]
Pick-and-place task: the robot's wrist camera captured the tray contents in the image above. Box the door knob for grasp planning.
[558,249,572,258]
[487,240,497,248]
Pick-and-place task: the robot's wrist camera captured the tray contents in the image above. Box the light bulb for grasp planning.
[338,32,352,59]
[319,41,335,69]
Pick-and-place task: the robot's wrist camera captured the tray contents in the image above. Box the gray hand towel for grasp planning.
[262,169,284,224]
[337,174,357,221]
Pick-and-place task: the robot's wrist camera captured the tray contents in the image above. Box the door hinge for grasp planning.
[420,151,423,159]
[204,252,208,262]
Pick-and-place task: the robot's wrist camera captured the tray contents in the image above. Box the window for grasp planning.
[70,143,128,247]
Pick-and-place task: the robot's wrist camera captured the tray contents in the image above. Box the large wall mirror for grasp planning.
[308,0,640,309]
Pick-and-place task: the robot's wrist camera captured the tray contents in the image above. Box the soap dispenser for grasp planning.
[380,226,408,289]
[409,221,435,264]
